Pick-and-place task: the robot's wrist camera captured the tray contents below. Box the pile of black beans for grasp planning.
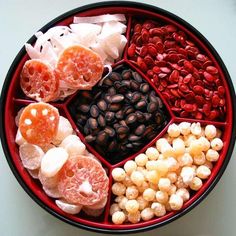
[69,66,169,164]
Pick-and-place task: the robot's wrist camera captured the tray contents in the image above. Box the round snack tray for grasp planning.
[0,1,235,234]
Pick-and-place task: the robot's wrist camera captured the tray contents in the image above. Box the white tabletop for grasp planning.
[0,0,236,235]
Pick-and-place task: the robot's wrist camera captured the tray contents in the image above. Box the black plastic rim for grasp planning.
[0,1,236,234]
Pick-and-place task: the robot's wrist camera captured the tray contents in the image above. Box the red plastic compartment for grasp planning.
[0,2,235,234]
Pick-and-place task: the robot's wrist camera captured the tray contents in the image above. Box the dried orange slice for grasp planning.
[56,45,103,89]
[58,156,109,205]
[19,102,59,145]
[20,59,59,102]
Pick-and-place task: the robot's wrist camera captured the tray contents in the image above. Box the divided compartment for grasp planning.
[13,100,111,224]
[106,118,227,228]
[1,3,235,233]
[125,14,229,123]
[67,61,171,165]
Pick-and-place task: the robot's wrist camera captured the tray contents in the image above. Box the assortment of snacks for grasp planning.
[128,20,226,121]
[70,66,168,163]
[110,122,223,224]
[12,11,229,228]
[15,103,109,216]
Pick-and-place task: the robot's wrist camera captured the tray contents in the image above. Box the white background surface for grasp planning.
[0,0,236,235]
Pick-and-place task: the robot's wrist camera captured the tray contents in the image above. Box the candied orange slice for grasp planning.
[56,45,103,89]
[19,102,59,145]
[58,156,109,206]
[20,59,59,102]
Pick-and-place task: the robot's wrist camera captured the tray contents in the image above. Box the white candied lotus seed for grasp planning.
[135,153,148,166]
[125,199,139,213]
[41,147,68,177]
[110,203,121,216]
[112,211,126,224]
[206,149,220,162]
[118,196,128,210]
[177,153,193,167]
[180,166,196,185]
[189,139,204,155]
[145,170,159,184]
[156,138,174,157]
[137,181,149,193]
[169,194,183,211]
[141,208,155,221]
[176,188,190,202]
[198,136,210,151]
[158,178,171,192]
[136,196,149,210]
[196,165,211,179]
[53,116,73,145]
[122,175,133,187]
[115,195,124,203]
[175,176,188,189]
[166,172,178,183]
[167,123,181,138]
[126,186,139,200]
[143,188,156,201]
[145,147,159,160]
[151,202,166,217]
[193,152,206,165]
[112,168,126,182]
[156,191,169,204]
[184,134,197,147]
[130,171,145,186]
[124,160,137,175]
[179,122,191,135]
[189,177,203,191]
[172,138,185,156]
[166,157,179,172]
[190,122,202,136]
[211,138,223,151]
[127,211,141,223]
[205,125,217,139]
[112,183,126,196]
[168,184,177,195]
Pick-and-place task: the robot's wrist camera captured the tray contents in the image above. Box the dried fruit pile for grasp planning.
[69,67,169,163]
[16,103,109,216]
[128,20,226,120]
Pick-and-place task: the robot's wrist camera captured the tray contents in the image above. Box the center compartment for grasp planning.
[68,64,170,164]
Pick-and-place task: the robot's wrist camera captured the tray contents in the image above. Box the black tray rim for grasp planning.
[0,1,236,234]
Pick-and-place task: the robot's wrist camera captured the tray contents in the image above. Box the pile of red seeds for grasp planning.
[128,20,226,121]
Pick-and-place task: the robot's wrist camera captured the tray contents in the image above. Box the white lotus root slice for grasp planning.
[53,116,73,145]
[85,196,108,210]
[41,147,68,178]
[60,135,85,157]
[15,107,25,127]
[27,168,39,179]
[43,186,62,198]
[15,129,26,146]
[19,143,44,170]
[55,199,82,214]
[82,207,105,217]
[38,169,60,189]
